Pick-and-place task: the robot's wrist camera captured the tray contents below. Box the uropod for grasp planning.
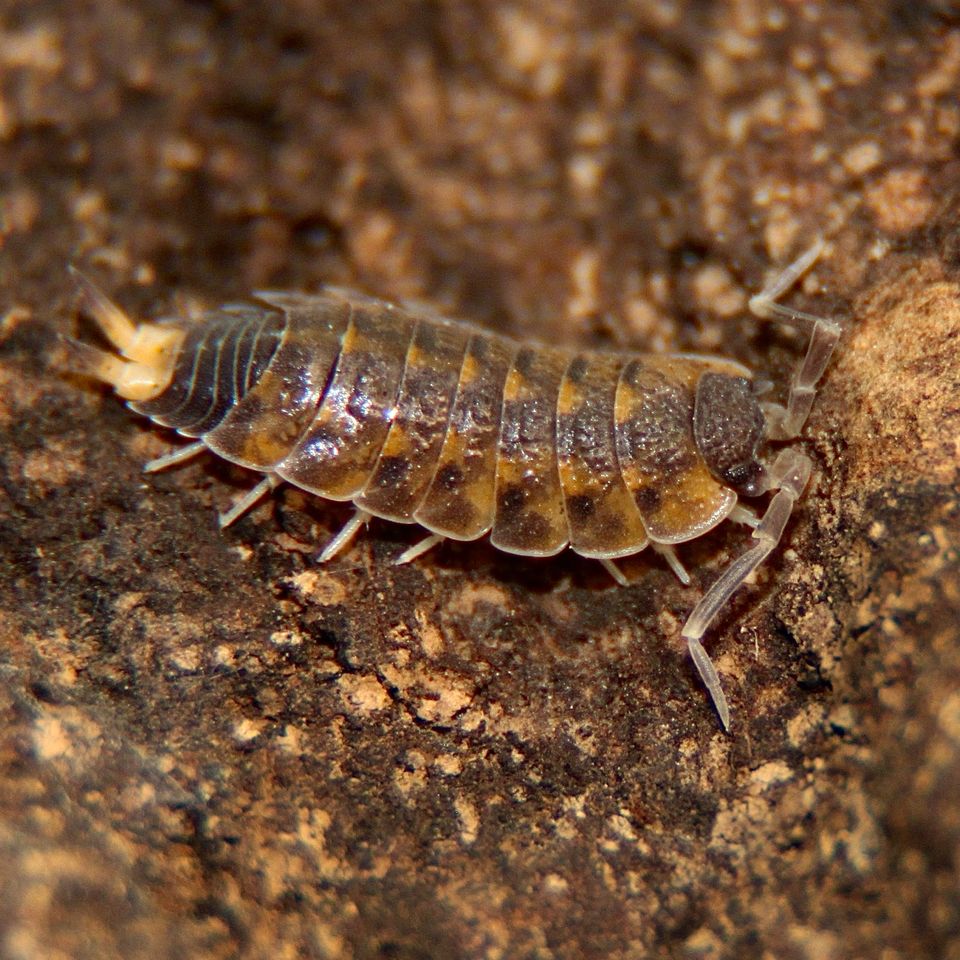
[62,242,839,729]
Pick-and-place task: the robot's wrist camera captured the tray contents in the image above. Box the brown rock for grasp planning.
[1,2,958,958]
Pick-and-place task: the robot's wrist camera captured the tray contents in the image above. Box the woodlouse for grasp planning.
[63,243,839,729]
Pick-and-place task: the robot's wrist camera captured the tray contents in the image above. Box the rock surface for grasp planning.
[1,2,959,958]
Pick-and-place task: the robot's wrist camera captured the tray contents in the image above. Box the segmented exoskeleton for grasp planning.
[63,243,839,729]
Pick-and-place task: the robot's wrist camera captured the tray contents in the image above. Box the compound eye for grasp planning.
[723,460,766,498]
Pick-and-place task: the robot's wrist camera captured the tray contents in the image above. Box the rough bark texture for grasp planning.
[1,2,959,958]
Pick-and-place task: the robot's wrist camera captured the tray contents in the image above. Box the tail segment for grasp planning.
[63,267,184,401]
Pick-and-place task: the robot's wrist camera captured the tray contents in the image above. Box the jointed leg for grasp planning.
[728,503,760,528]
[748,239,825,323]
[679,242,840,728]
[749,240,841,439]
[653,544,691,586]
[319,508,372,563]
[681,449,812,730]
[597,550,689,588]
[219,474,282,529]
[599,557,629,587]
[143,441,207,474]
[395,533,445,565]
[778,315,841,437]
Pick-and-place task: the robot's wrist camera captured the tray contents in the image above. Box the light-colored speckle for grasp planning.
[916,29,960,98]
[567,248,601,321]
[284,570,347,605]
[692,263,746,318]
[0,23,63,72]
[455,796,479,845]
[868,521,886,541]
[543,873,568,894]
[494,8,569,97]
[841,140,881,176]
[232,717,266,744]
[33,715,72,761]
[21,441,85,489]
[824,28,876,85]
[936,689,960,745]
[413,682,473,725]
[750,761,793,791]
[338,674,391,713]
[168,647,201,672]
[865,169,934,234]
[434,754,463,777]
[608,813,638,843]
[415,610,444,657]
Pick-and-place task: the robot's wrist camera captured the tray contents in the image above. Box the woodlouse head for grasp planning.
[692,372,767,498]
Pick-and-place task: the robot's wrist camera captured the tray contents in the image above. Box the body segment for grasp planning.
[413,332,516,540]
[277,298,416,499]
[357,315,470,521]
[203,296,347,469]
[556,353,649,558]
[491,345,570,556]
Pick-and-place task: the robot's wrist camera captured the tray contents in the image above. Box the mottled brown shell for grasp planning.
[126,291,765,558]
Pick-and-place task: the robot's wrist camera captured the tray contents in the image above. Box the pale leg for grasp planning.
[143,441,207,474]
[319,508,372,563]
[681,240,839,730]
[682,449,812,730]
[599,557,629,587]
[653,544,691,586]
[749,239,841,440]
[219,474,282,529]
[394,533,445,565]
[728,504,760,528]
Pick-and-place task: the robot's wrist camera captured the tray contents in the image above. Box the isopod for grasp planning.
[63,242,839,729]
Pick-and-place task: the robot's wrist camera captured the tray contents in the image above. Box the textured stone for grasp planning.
[1,2,958,958]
